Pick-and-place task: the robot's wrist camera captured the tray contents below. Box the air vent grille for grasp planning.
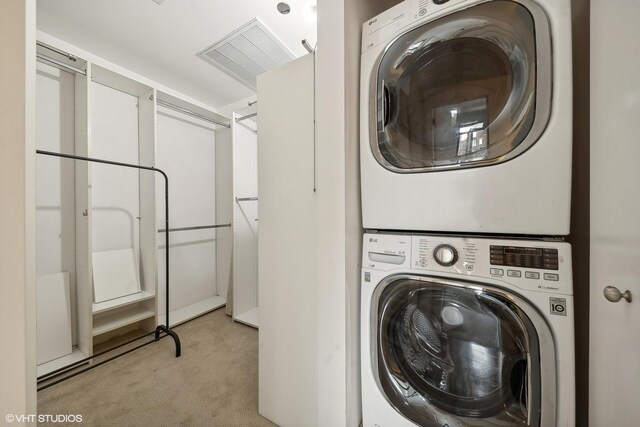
[197,19,295,89]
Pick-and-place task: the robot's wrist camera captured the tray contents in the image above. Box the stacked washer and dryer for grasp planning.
[359,1,575,426]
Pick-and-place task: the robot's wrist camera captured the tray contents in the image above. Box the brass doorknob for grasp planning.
[603,286,632,303]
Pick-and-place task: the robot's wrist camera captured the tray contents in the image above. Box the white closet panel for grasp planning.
[92,248,141,303]
[215,127,233,305]
[257,54,316,427]
[90,82,140,256]
[232,114,259,327]
[35,62,77,342]
[156,106,220,324]
[36,273,72,365]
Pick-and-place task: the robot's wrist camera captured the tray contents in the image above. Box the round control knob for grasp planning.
[433,244,458,267]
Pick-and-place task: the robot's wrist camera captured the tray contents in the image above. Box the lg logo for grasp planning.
[368,18,378,26]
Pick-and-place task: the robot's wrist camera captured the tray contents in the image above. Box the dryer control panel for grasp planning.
[363,233,573,295]
[362,0,472,52]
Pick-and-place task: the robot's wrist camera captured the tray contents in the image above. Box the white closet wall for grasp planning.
[232,113,259,327]
[35,61,77,350]
[36,63,76,280]
[90,82,140,256]
[257,54,316,426]
[156,106,222,325]
[215,128,233,307]
[215,97,256,316]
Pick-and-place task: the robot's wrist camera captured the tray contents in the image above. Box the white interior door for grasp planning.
[589,1,640,425]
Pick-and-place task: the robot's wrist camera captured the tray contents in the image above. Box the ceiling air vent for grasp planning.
[197,18,295,89]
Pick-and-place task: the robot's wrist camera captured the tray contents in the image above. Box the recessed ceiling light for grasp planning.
[277,2,291,14]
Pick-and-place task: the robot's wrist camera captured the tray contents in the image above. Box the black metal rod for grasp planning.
[36,149,172,329]
[37,330,158,382]
[155,325,181,357]
[158,223,231,233]
[37,334,169,392]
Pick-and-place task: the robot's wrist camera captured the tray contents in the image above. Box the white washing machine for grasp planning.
[361,232,575,426]
[360,0,573,235]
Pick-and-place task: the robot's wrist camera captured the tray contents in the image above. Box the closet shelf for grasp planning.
[92,291,155,315]
[234,307,259,328]
[93,306,155,336]
[165,296,226,327]
[37,347,88,378]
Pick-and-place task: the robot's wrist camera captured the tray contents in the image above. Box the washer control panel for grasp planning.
[490,245,559,270]
[433,244,458,266]
[361,233,573,295]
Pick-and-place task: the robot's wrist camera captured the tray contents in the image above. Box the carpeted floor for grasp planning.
[38,309,276,427]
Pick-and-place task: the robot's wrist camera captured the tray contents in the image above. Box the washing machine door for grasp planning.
[373,275,556,426]
[371,0,551,172]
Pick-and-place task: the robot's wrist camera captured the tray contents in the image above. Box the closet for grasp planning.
[34,41,231,375]
[155,92,228,326]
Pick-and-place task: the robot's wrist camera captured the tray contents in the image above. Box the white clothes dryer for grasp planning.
[361,232,575,426]
[360,0,573,235]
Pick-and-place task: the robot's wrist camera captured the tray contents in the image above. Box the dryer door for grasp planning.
[372,275,556,426]
[371,0,551,172]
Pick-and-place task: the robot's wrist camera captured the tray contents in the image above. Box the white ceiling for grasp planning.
[37,0,317,109]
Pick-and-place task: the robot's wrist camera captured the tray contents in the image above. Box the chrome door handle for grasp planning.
[603,286,632,303]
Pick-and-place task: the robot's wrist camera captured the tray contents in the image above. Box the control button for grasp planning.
[419,259,427,267]
[490,268,504,277]
[465,264,474,272]
[433,244,458,267]
[507,270,521,278]
[544,273,559,281]
[433,0,450,4]
[525,271,540,280]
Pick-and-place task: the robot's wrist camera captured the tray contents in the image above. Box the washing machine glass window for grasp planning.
[372,0,551,172]
[373,276,553,426]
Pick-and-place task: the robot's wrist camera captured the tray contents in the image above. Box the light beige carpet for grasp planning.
[38,309,276,427]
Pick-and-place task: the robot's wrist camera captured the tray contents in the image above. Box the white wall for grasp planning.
[156,106,218,314]
[0,0,37,418]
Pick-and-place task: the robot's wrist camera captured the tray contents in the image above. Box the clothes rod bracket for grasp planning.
[235,112,258,122]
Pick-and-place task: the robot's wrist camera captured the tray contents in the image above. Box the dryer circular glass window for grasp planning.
[371,0,551,172]
[373,276,554,426]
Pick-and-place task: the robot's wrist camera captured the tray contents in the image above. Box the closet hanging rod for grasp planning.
[156,99,230,128]
[235,112,257,122]
[36,53,86,75]
[37,41,78,62]
[158,223,231,233]
[236,197,258,202]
